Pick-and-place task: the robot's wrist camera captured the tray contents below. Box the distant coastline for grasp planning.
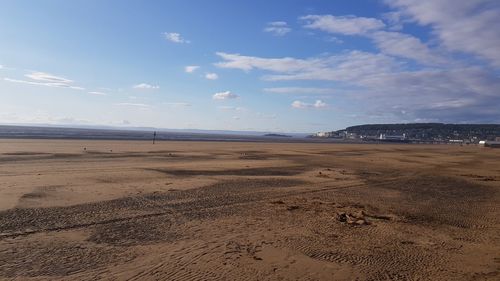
[0,125,312,143]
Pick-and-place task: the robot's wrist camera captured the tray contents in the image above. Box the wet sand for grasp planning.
[0,139,499,280]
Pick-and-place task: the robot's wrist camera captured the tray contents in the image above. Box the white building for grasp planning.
[379,133,406,141]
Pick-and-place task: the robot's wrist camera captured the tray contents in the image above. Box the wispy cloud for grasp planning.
[386,0,500,67]
[326,36,344,44]
[292,100,328,109]
[300,14,446,66]
[382,11,406,31]
[0,111,92,125]
[115,103,151,108]
[88,91,107,96]
[4,71,84,90]
[428,99,475,109]
[25,72,73,84]
[264,21,291,36]
[217,106,245,111]
[215,51,326,72]
[164,32,190,43]
[133,83,159,89]
[369,30,448,66]
[205,72,219,80]
[163,102,192,107]
[185,65,200,73]
[256,112,277,119]
[216,50,400,81]
[264,87,335,94]
[301,15,385,35]
[213,91,239,100]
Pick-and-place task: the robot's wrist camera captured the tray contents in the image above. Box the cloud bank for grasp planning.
[215,0,500,123]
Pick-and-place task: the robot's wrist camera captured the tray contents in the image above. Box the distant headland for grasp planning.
[263,133,292,138]
[311,123,500,144]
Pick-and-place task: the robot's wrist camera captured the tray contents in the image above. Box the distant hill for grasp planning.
[263,133,291,138]
[318,123,500,141]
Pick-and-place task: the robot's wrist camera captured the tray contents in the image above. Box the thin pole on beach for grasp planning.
[153,131,156,144]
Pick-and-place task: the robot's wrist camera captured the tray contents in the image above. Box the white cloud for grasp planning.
[4,71,84,90]
[185,65,200,73]
[264,21,292,36]
[314,100,327,108]
[263,87,334,94]
[292,100,328,109]
[133,83,159,89]
[301,15,385,35]
[88,91,107,96]
[385,0,500,67]
[164,32,190,43]
[212,91,239,100]
[291,100,307,109]
[215,51,328,72]
[205,72,219,80]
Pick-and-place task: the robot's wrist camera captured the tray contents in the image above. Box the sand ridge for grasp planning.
[0,139,499,280]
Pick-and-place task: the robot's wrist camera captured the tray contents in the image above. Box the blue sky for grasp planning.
[1,0,499,133]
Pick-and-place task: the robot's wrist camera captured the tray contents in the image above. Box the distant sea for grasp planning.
[0,125,314,143]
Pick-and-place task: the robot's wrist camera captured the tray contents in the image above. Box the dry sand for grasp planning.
[0,139,499,280]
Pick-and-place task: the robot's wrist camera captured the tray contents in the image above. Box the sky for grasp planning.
[1,0,499,133]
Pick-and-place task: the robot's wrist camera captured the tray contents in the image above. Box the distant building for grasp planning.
[312,131,337,138]
[379,133,406,141]
[346,132,358,139]
[315,132,329,138]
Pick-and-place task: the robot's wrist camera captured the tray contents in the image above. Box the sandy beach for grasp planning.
[0,139,499,280]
